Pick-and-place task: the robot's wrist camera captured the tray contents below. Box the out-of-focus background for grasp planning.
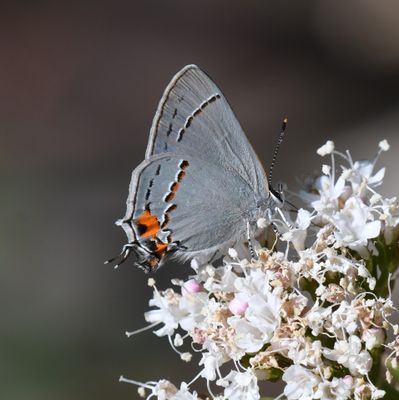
[2,1,399,399]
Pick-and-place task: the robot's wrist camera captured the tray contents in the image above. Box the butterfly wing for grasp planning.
[118,154,257,271]
[146,65,269,196]
[118,65,271,271]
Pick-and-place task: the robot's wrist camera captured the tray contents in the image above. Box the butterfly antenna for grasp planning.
[268,117,287,187]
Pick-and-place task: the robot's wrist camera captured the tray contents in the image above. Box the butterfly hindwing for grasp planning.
[120,153,260,265]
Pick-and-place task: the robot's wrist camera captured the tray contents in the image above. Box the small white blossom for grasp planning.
[362,328,385,350]
[332,197,381,255]
[379,139,390,151]
[311,174,346,215]
[178,291,210,332]
[350,160,385,193]
[180,352,192,362]
[314,377,352,400]
[372,389,386,399]
[323,336,372,376]
[144,289,183,337]
[222,370,260,400]
[199,351,224,382]
[330,301,358,335]
[282,208,312,252]
[305,303,331,336]
[317,140,335,156]
[228,291,281,353]
[283,365,321,399]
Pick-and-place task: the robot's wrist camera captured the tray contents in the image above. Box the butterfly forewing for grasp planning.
[146,65,269,196]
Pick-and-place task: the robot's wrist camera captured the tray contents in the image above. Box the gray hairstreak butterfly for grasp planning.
[108,65,286,272]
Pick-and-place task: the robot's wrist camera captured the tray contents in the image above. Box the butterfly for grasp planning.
[109,65,285,272]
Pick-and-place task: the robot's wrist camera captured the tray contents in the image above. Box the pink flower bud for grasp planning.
[342,375,353,387]
[229,297,248,316]
[182,279,203,294]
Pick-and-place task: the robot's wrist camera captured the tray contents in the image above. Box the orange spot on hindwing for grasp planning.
[136,210,160,238]
[134,159,190,261]
[155,241,168,254]
[136,210,168,257]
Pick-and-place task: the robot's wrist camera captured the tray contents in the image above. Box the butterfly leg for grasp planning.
[246,220,256,260]
[105,242,135,268]
[271,222,281,238]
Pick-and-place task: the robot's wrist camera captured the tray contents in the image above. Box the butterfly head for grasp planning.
[269,183,284,207]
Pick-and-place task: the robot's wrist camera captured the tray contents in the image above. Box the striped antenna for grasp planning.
[268,117,287,187]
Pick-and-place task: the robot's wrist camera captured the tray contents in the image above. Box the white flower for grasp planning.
[228,291,281,353]
[199,351,222,382]
[170,383,199,400]
[317,140,335,156]
[379,139,390,152]
[203,264,238,293]
[282,365,320,399]
[178,292,210,332]
[323,336,372,376]
[311,174,346,215]
[222,370,260,400]
[349,160,385,193]
[282,208,311,252]
[314,377,352,400]
[233,268,272,297]
[133,379,178,400]
[330,301,358,335]
[380,197,399,244]
[332,197,381,255]
[362,328,385,350]
[371,388,386,399]
[287,339,323,368]
[305,303,331,336]
[145,289,184,337]
[119,377,200,400]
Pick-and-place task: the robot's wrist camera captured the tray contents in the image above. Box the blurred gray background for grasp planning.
[2,1,399,399]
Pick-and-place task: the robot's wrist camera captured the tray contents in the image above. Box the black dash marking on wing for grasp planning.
[166,122,173,136]
[161,204,177,229]
[176,93,221,142]
[145,179,154,201]
[145,188,151,201]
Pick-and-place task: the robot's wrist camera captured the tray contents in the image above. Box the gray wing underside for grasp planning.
[146,64,269,197]
[120,154,256,253]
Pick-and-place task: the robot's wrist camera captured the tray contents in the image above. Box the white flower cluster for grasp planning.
[122,140,399,400]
